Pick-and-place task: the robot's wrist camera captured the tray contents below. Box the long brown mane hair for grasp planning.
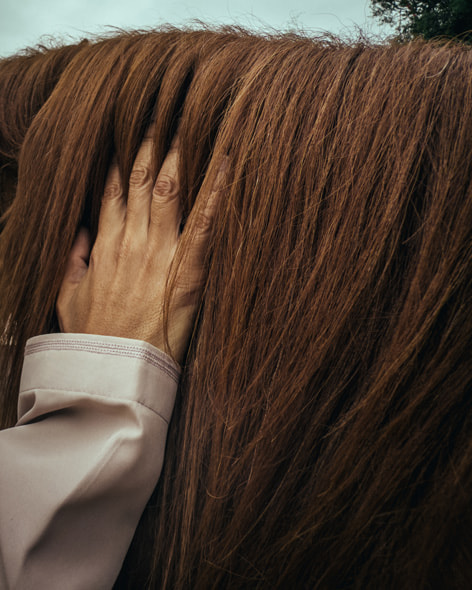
[1,28,471,589]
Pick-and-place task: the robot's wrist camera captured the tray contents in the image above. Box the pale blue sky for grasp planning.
[0,0,393,57]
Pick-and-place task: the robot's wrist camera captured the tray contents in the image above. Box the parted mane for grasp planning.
[1,28,471,589]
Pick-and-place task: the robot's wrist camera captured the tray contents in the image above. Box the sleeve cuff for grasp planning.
[18,333,180,424]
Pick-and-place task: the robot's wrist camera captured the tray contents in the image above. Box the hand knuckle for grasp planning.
[194,211,212,232]
[142,248,156,268]
[116,236,133,261]
[103,182,122,201]
[153,174,179,201]
[129,165,150,187]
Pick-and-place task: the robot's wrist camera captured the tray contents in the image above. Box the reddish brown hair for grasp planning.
[1,28,471,589]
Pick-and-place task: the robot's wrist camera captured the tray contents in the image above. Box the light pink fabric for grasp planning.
[0,333,179,590]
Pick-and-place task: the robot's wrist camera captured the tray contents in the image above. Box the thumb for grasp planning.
[63,227,91,284]
[57,227,91,332]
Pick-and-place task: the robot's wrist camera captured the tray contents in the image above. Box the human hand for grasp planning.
[56,133,222,365]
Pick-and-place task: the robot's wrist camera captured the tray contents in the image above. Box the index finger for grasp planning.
[97,160,125,236]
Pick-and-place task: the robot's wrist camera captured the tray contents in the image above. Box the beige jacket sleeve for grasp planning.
[0,333,180,590]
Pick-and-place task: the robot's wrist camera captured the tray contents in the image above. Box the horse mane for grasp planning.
[1,28,471,589]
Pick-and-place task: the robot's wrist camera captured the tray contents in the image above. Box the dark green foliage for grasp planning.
[371,0,472,42]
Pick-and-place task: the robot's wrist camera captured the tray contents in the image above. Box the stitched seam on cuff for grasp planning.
[24,339,180,383]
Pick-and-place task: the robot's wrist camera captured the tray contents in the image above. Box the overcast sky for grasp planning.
[0,0,394,57]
